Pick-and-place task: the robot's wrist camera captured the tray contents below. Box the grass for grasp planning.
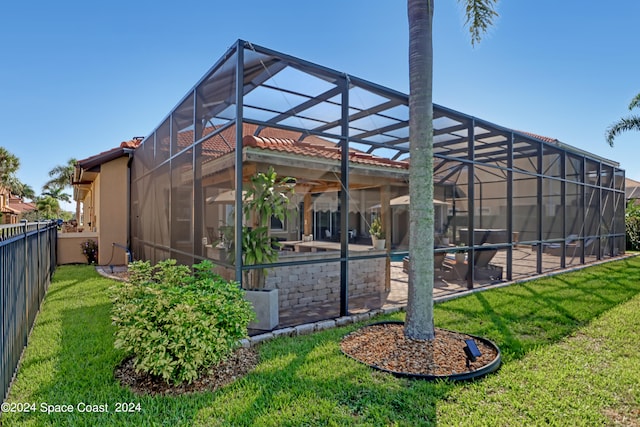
[2,258,640,426]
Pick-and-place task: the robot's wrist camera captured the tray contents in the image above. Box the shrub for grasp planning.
[626,200,640,251]
[81,239,98,264]
[111,259,255,384]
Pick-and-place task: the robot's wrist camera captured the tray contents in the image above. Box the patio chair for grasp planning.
[473,247,497,268]
[543,234,579,255]
[402,252,446,275]
[472,246,502,281]
[545,235,594,257]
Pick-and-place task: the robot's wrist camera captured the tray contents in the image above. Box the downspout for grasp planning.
[124,148,134,260]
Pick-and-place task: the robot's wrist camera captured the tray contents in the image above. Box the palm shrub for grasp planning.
[111,259,255,384]
[239,166,295,288]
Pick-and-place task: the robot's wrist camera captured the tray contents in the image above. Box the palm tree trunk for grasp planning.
[405,0,436,340]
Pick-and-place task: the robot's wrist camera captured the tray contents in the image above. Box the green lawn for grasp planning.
[2,258,640,426]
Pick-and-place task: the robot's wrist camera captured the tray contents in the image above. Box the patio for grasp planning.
[276,247,615,329]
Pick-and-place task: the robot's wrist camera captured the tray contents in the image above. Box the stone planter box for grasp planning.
[245,288,279,331]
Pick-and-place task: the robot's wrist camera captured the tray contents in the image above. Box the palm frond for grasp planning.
[45,158,77,189]
[629,93,640,111]
[460,0,499,46]
[605,115,640,146]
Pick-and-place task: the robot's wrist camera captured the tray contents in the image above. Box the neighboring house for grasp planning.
[625,177,640,203]
[60,138,141,265]
[0,188,36,224]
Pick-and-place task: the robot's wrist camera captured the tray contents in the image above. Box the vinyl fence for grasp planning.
[1,221,57,402]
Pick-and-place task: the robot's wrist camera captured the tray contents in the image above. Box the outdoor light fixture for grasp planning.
[463,338,482,370]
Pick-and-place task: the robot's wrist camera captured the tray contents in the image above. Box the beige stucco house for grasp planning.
[58,138,141,265]
[0,187,36,224]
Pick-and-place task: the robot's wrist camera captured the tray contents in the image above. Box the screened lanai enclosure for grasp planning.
[130,40,625,329]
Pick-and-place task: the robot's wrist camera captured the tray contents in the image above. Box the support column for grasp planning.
[381,184,391,291]
[339,75,350,317]
[466,119,475,290]
[234,41,245,285]
[506,132,514,281]
[303,192,312,237]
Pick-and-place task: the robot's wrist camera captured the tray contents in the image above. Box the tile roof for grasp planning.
[516,131,560,144]
[9,199,36,213]
[3,196,36,214]
[164,123,408,170]
[120,137,143,149]
[243,134,408,169]
[626,177,640,199]
[77,137,141,170]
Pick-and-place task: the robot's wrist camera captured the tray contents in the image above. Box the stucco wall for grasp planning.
[98,157,129,265]
[57,232,98,264]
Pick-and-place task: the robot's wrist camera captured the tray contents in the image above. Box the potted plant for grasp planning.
[81,239,98,264]
[455,244,466,264]
[369,216,386,250]
[440,229,451,246]
[234,166,296,330]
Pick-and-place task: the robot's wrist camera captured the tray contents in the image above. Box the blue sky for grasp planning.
[1,1,638,211]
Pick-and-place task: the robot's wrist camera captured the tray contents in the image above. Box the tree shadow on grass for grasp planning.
[9,259,640,426]
[7,265,452,426]
[195,327,455,426]
[434,257,640,363]
[5,270,216,427]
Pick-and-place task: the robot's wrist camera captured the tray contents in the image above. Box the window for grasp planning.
[270,215,285,231]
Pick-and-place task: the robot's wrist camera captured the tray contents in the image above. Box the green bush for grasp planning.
[626,200,640,251]
[111,259,255,384]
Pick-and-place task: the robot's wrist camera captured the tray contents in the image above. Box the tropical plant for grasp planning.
[404,0,498,340]
[0,147,20,185]
[369,216,385,239]
[606,92,640,146]
[4,175,35,200]
[240,166,296,288]
[41,184,72,204]
[111,259,254,384]
[35,195,60,219]
[44,158,77,190]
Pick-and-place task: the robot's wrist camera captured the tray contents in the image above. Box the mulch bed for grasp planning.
[115,325,497,396]
[110,267,497,390]
[340,323,499,377]
[114,346,259,396]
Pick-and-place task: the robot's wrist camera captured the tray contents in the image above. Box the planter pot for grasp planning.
[441,237,450,246]
[372,237,386,250]
[244,288,279,331]
[455,252,466,264]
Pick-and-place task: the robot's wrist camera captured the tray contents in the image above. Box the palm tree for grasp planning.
[404,0,498,340]
[0,147,20,185]
[41,185,72,204]
[606,93,640,146]
[36,196,60,219]
[44,158,77,190]
[5,176,35,200]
